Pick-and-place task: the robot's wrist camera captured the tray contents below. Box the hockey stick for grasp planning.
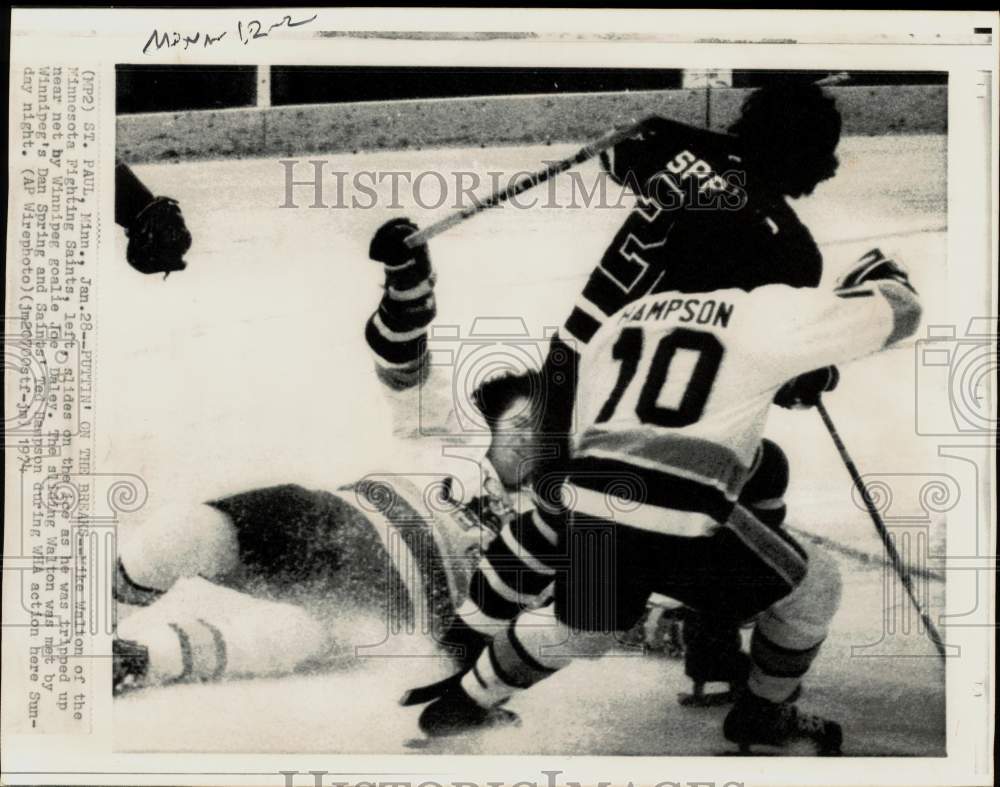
[815,397,948,660]
[404,117,654,248]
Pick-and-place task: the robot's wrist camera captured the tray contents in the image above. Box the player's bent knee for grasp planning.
[759,542,842,648]
[740,439,790,528]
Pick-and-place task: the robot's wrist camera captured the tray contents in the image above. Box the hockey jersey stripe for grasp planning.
[486,531,558,594]
[564,306,602,345]
[724,504,807,588]
[575,429,750,498]
[531,507,562,546]
[500,523,557,576]
[481,562,549,606]
[508,511,562,567]
[365,315,426,365]
[566,455,736,523]
[457,594,517,635]
[387,278,434,302]
[567,485,715,537]
[582,267,631,317]
[576,447,738,501]
[373,309,430,341]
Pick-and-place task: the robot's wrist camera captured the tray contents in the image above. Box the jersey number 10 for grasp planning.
[595,327,724,428]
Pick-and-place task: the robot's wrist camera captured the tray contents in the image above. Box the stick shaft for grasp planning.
[404,119,651,248]
[816,398,947,659]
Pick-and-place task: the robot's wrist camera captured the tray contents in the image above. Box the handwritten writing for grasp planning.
[142,14,317,55]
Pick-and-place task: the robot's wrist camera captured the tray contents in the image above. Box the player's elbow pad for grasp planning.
[878,281,922,347]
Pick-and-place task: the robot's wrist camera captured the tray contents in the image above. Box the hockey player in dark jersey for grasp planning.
[115,161,192,275]
[112,218,549,692]
[447,82,844,700]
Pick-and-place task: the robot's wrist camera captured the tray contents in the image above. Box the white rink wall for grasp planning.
[117,85,948,162]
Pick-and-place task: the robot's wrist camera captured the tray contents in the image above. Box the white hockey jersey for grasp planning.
[566,277,921,536]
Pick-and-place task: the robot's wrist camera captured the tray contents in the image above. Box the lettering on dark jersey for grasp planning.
[618,297,734,329]
[645,148,745,210]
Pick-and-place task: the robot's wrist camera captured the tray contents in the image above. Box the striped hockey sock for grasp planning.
[747,628,823,702]
[461,616,561,708]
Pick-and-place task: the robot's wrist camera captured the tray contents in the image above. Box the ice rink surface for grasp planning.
[112,136,947,755]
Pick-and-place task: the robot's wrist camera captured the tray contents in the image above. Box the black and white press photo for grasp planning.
[4,9,997,787]
[109,64,952,756]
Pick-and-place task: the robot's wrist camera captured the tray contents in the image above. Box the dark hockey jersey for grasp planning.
[545,117,824,440]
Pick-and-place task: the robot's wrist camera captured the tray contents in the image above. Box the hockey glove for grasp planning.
[600,116,670,189]
[126,197,192,276]
[369,218,436,331]
[836,248,916,293]
[774,365,839,410]
[370,217,428,269]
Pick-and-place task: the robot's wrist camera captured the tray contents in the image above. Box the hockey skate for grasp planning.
[678,649,750,707]
[677,612,751,707]
[112,637,149,695]
[620,596,686,658]
[418,685,520,738]
[722,689,843,756]
[400,619,489,707]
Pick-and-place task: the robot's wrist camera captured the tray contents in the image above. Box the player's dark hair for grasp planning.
[730,81,842,196]
[472,370,543,427]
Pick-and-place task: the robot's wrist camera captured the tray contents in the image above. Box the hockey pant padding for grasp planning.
[748,540,842,700]
[464,509,806,705]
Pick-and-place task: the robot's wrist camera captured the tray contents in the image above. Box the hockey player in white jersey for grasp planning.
[409,249,922,755]
[112,218,548,692]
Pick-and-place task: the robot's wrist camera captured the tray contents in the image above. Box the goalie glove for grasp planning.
[774,365,839,410]
[125,197,192,276]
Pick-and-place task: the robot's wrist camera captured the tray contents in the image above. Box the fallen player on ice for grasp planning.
[112,217,554,691]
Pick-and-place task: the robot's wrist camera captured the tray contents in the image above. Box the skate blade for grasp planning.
[718,740,843,757]
[415,707,521,741]
[678,690,735,707]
